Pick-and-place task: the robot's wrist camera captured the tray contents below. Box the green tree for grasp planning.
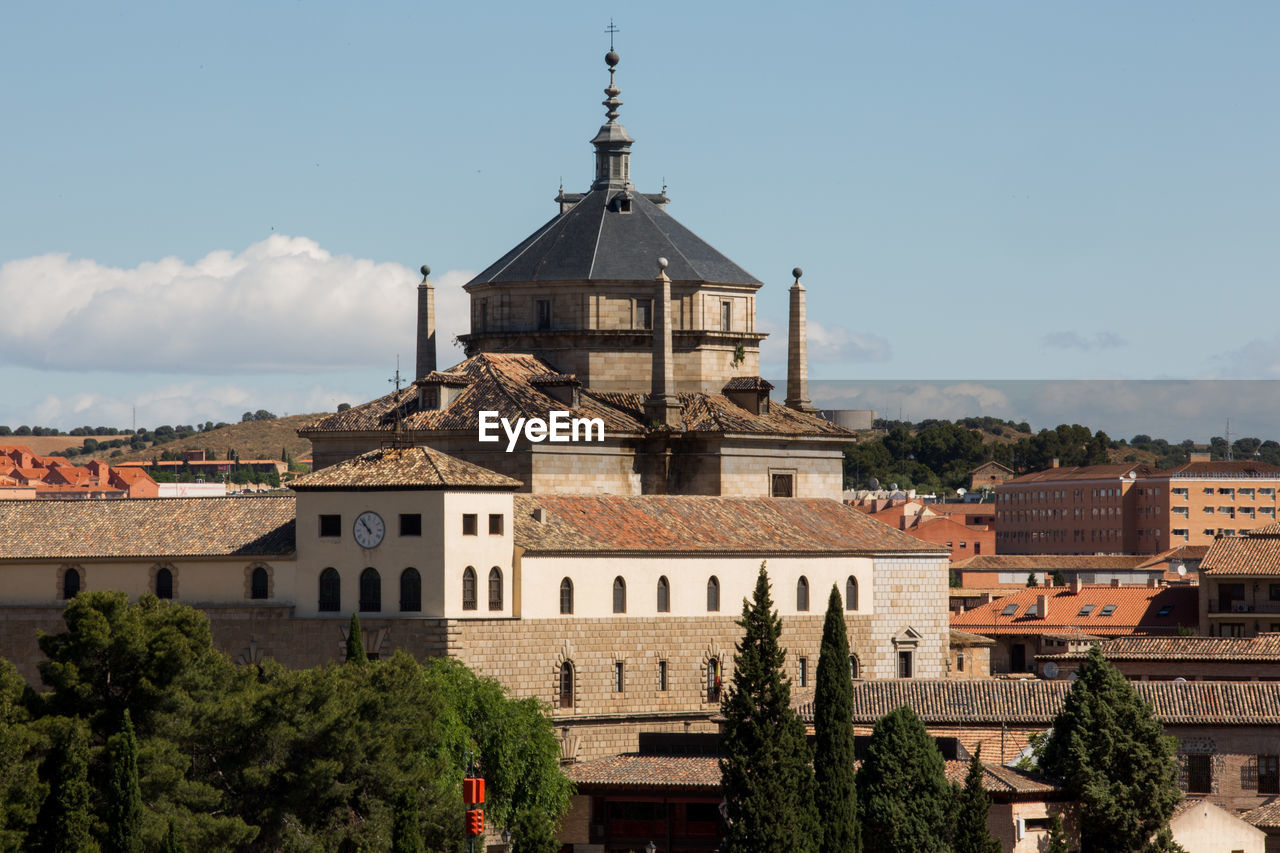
[814,585,859,853]
[105,710,143,853]
[346,613,367,665]
[720,563,819,853]
[0,659,43,849]
[952,751,1000,853]
[1052,570,1066,587]
[1045,814,1069,853]
[34,718,99,853]
[161,819,185,853]
[1026,572,1038,587]
[857,705,951,853]
[391,790,425,853]
[1040,645,1181,853]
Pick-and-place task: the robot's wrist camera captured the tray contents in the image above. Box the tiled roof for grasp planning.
[0,497,295,560]
[950,629,996,647]
[527,373,580,387]
[513,495,946,556]
[794,679,1280,726]
[953,555,1150,571]
[949,585,1197,636]
[1201,527,1280,575]
[566,754,723,790]
[298,353,850,440]
[1152,460,1280,479]
[1036,634,1280,663]
[290,446,520,491]
[721,376,774,392]
[1135,545,1210,569]
[565,753,1058,795]
[1003,464,1148,485]
[416,370,473,387]
[1243,800,1280,830]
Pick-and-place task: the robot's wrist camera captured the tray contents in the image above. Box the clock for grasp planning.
[353,511,385,549]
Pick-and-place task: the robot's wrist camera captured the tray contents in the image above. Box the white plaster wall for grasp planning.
[1169,800,1265,853]
[441,492,514,619]
[519,554,873,620]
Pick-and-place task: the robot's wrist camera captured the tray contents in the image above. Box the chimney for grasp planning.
[1036,593,1050,620]
[785,267,817,412]
[1110,578,1121,588]
[1070,577,1083,594]
[1051,458,1060,468]
[644,258,682,428]
[1147,577,1160,588]
[415,265,436,379]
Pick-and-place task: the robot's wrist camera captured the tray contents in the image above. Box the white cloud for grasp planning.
[759,317,891,372]
[1041,331,1128,351]
[0,236,475,374]
[1214,337,1280,379]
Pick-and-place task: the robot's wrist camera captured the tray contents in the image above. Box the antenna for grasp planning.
[605,18,619,51]
[1225,418,1233,461]
[387,357,411,448]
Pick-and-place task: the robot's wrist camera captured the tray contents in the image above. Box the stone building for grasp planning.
[0,444,949,761]
[299,50,852,498]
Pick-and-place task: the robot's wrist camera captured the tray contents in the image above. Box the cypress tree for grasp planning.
[390,790,424,853]
[1040,644,1181,853]
[857,705,951,853]
[162,819,186,853]
[345,613,367,665]
[36,720,99,853]
[952,750,1000,853]
[106,710,143,853]
[720,563,820,853]
[814,585,859,853]
[1045,814,1069,853]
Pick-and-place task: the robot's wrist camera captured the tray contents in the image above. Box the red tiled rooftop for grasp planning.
[1202,526,1280,576]
[1004,464,1148,485]
[949,584,1196,636]
[1036,634,1280,663]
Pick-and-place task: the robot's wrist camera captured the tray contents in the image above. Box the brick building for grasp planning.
[1200,522,1280,638]
[1035,634,1280,682]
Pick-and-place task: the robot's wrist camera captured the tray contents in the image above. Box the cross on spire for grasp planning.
[605,19,619,51]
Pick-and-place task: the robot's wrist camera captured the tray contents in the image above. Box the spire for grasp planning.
[591,48,635,191]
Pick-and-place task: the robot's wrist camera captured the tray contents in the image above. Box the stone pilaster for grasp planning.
[785,267,816,412]
[644,259,682,427]
[415,265,436,380]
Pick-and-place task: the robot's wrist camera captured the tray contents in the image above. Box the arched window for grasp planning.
[155,567,174,600]
[462,567,477,611]
[399,568,421,612]
[796,576,810,612]
[656,576,670,613]
[613,576,627,614]
[251,567,269,600]
[559,578,574,615]
[706,576,720,612]
[359,568,381,612]
[846,576,859,611]
[319,568,340,612]
[707,657,722,702]
[62,568,81,600]
[849,654,861,680]
[559,661,575,709]
[488,567,503,611]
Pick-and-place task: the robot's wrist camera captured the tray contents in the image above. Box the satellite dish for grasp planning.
[1042,661,1059,679]
[957,487,967,497]
[868,477,880,490]
[1177,564,1187,576]
[1174,677,1187,682]
[890,483,899,491]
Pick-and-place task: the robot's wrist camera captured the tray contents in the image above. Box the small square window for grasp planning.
[462,514,478,536]
[400,514,422,537]
[1099,604,1117,617]
[319,514,341,537]
[771,473,794,498]
[489,513,504,535]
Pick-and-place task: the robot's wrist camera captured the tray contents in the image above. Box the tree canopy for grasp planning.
[857,705,952,853]
[814,585,859,853]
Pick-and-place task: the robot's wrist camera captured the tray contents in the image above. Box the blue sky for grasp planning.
[1,2,1277,437]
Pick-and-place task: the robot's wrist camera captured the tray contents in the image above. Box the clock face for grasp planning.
[353,511,385,549]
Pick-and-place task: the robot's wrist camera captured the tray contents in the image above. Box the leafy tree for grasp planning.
[720,564,819,853]
[391,790,425,853]
[337,403,352,412]
[1045,814,1069,853]
[952,751,1000,853]
[0,659,43,849]
[857,705,951,853]
[346,613,367,665]
[105,710,143,853]
[1040,645,1181,853]
[33,717,99,853]
[814,586,859,853]
[162,819,185,853]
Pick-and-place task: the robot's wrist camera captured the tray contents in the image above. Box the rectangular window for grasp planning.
[897,651,914,679]
[658,660,668,692]
[798,657,808,688]
[614,661,625,693]
[1260,755,1280,794]
[489,513,504,535]
[462,514,478,536]
[1186,754,1212,794]
[771,473,795,498]
[636,299,653,330]
[479,299,488,332]
[400,513,422,537]
[319,514,341,537]
[957,653,966,673]
[536,299,551,330]
[720,300,732,331]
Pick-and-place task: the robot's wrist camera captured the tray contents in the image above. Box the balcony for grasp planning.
[1208,599,1280,615]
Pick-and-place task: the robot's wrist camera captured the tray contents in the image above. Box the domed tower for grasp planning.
[457,51,766,394]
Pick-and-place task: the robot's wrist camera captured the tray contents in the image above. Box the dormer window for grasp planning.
[619,198,632,213]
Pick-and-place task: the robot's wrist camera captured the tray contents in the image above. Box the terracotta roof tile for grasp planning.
[794,679,1280,726]
[0,496,295,560]
[1036,634,1280,663]
[291,446,520,491]
[566,754,722,790]
[1202,526,1280,575]
[513,495,947,555]
[942,761,1060,795]
[1243,800,1280,830]
[949,585,1197,636]
[720,376,774,392]
[953,555,1150,571]
[1003,464,1149,484]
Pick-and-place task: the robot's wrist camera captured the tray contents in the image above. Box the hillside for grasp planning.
[79,414,321,465]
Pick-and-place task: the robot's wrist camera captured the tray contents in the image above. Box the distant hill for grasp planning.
[77,414,321,465]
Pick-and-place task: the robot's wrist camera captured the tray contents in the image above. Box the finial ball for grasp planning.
[792,267,803,280]
[605,50,619,68]
[420,264,431,277]
[657,257,669,270]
